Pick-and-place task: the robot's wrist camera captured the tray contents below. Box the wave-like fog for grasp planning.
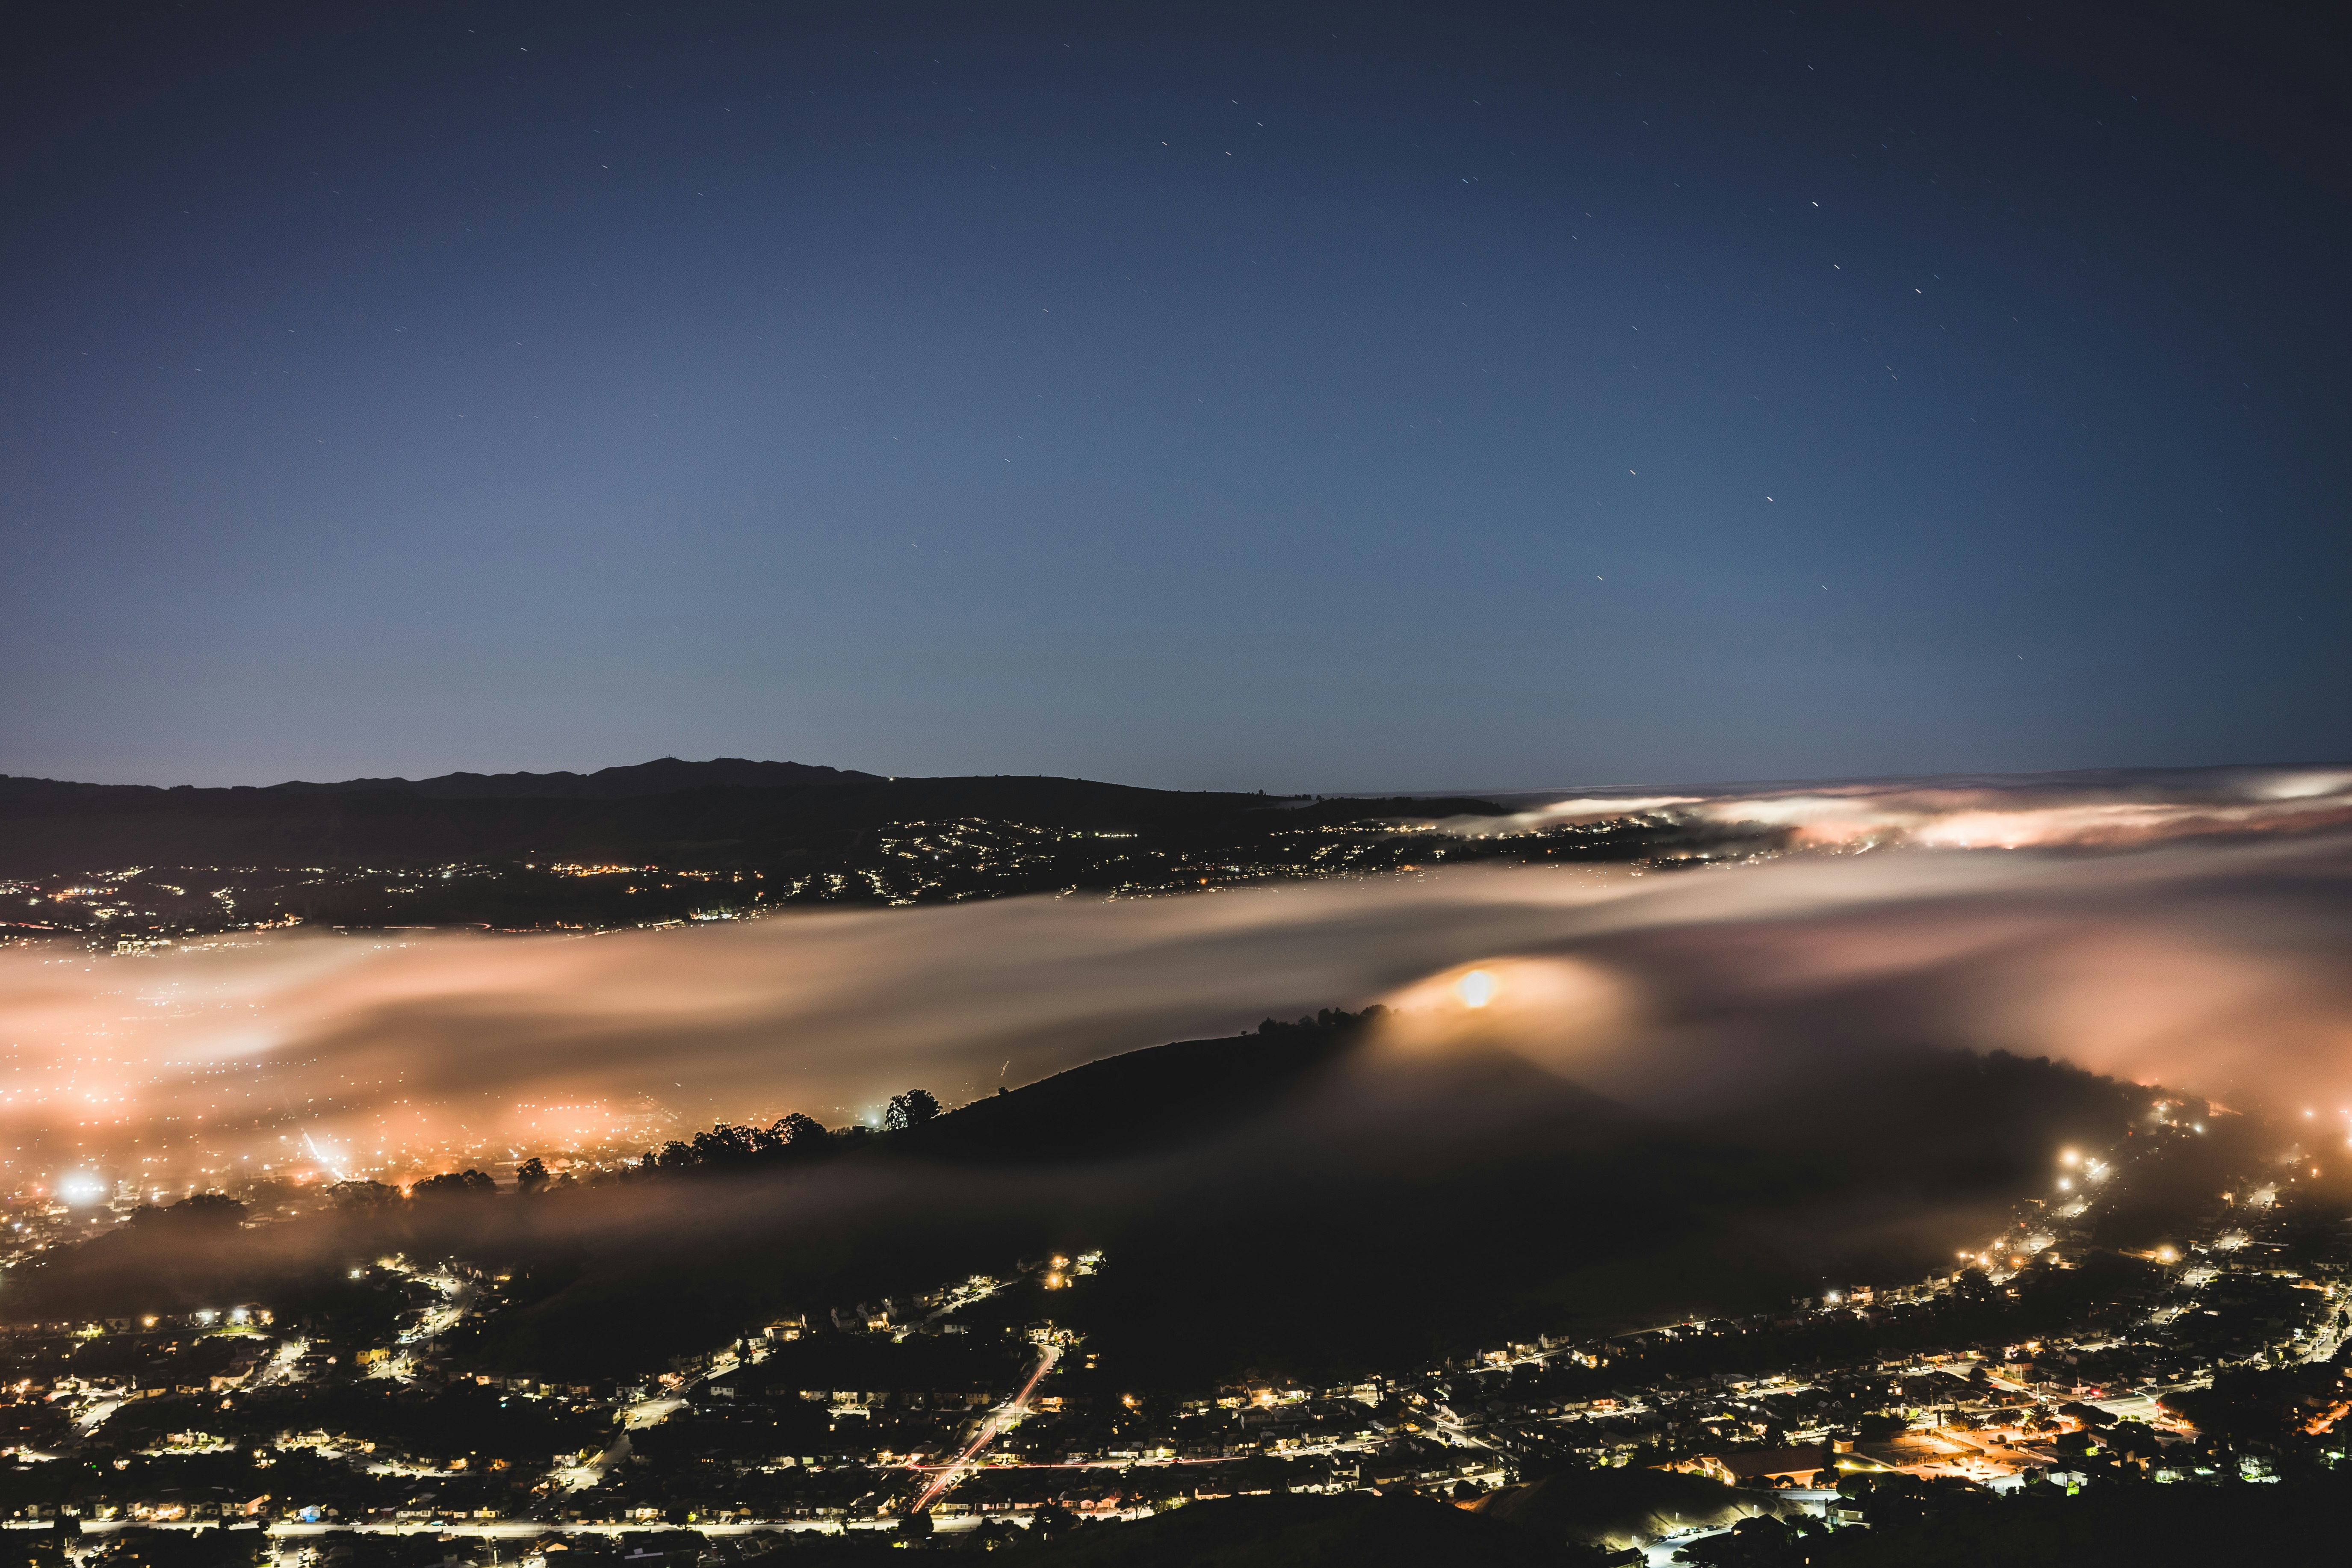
[1436,761,2352,847]
[5,764,2350,1195]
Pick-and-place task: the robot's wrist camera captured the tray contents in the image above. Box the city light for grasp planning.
[56,1172,108,1206]
[6,770,2351,1528]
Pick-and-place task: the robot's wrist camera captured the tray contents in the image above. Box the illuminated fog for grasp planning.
[4,764,2349,1195]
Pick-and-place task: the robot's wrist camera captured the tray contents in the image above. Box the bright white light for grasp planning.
[2059,1150,2080,1166]
[2056,1178,2070,1190]
[56,1172,107,1206]
[1456,969,1497,1010]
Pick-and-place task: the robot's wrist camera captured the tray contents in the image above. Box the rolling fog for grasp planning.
[4,764,2350,1193]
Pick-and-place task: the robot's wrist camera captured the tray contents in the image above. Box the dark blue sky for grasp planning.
[3,1,2344,791]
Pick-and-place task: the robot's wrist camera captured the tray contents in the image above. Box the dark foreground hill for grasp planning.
[895,1016,1371,1165]
[3,1011,2167,1392]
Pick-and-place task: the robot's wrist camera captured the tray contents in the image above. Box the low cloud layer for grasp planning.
[5,763,2350,1195]
[1433,761,2352,848]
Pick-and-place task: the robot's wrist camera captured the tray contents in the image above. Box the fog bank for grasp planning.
[5,763,2349,1193]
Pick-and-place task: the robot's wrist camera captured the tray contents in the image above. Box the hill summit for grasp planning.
[256,756,881,800]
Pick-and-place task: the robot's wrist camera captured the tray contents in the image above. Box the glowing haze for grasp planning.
[1432,763,2352,847]
[6,764,2350,1197]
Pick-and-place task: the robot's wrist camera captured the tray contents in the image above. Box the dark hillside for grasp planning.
[899,1013,1371,1165]
[0,773,1271,875]
[0,1014,2165,1391]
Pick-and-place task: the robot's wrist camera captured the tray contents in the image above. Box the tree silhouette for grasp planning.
[692,1123,785,1166]
[129,1193,248,1233]
[328,1179,401,1209]
[885,1089,941,1131]
[413,1169,499,1199]
[774,1112,827,1146]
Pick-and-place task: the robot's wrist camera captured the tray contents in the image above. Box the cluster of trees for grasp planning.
[314,1089,953,1205]
[603,1088,945,1182]
[1257,1005,1387,1035]
[325,1170,499,1207]
[2163,1359,2350,1443]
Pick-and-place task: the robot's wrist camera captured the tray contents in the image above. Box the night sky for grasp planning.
[3,2,2344,792]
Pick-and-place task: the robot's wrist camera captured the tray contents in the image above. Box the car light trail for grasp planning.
[910,1344,1062,1514]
